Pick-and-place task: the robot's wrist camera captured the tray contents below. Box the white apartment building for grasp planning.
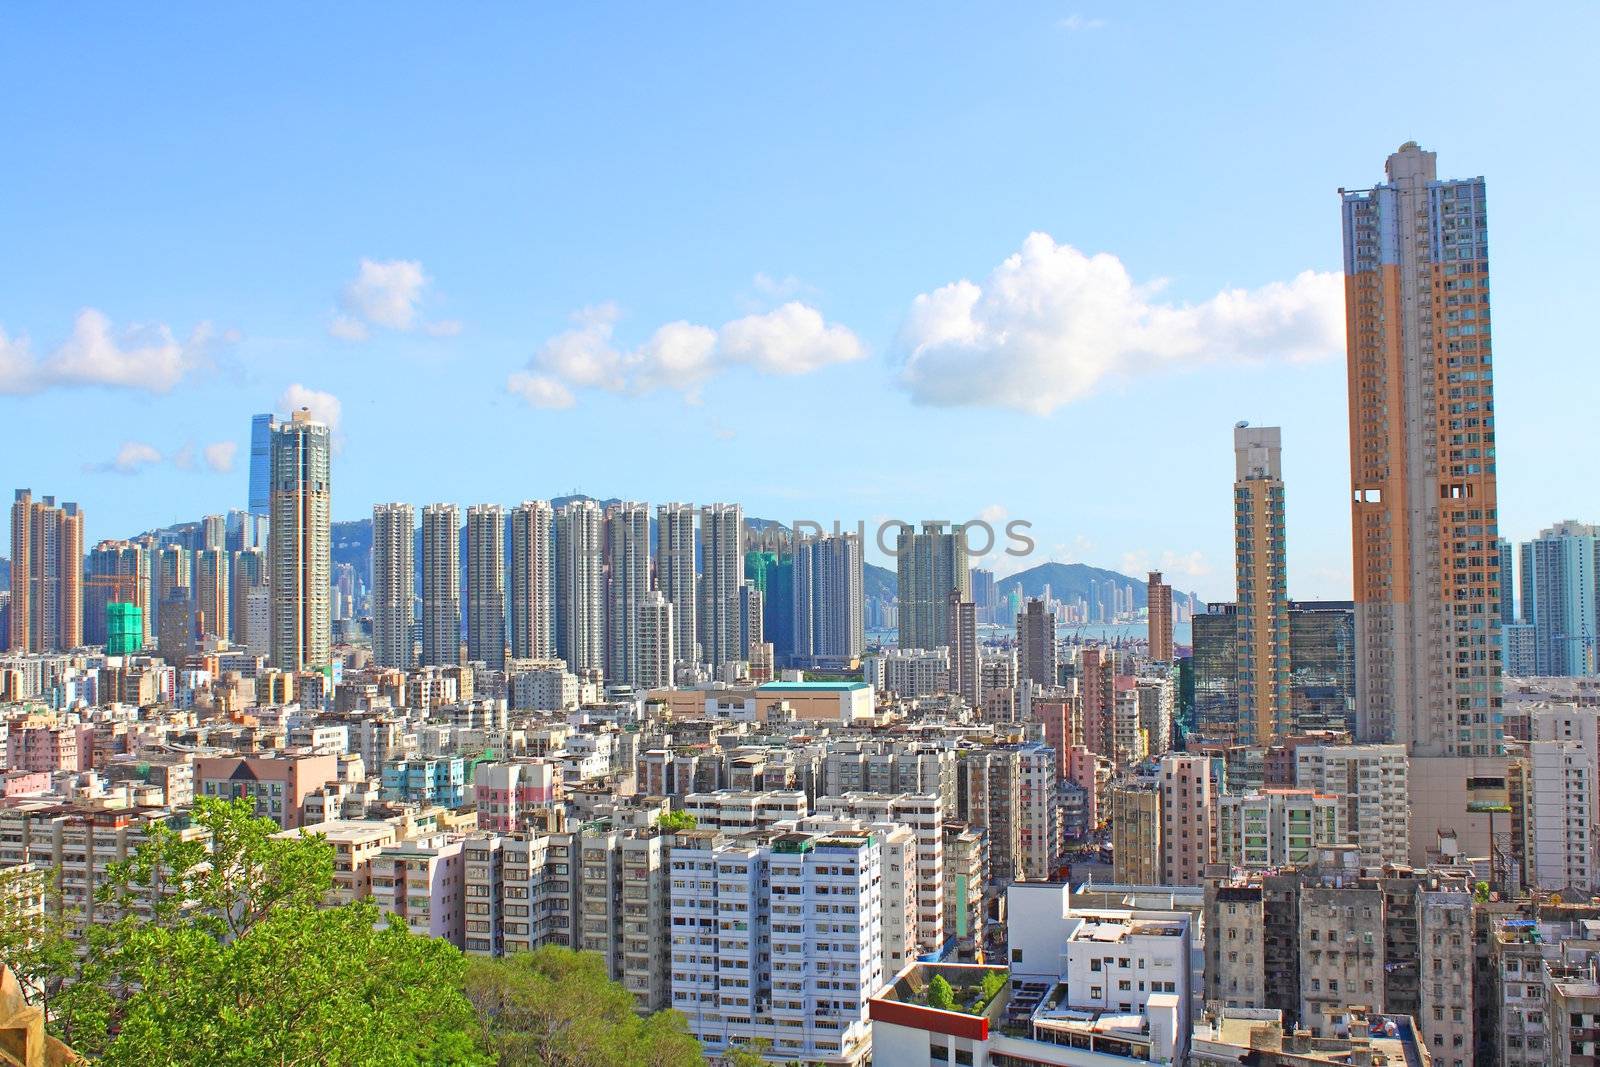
[670,828,880,1065]
[1293,743,1409,867]
[1215,790,1346,869]
[684,789,808,835]
[1527,739,1594,891]
[372,831,466,945]
[865,647,950,697]
[816,791,944,952]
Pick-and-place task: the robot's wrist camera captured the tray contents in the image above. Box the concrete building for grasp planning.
[267,409,332,671]
[866,647,950,697]
[636,589,675,691]
[1293,743,1410,867]
[817,792,944,951]
[1147,570,1174,663]
[8,490,84,654]
[1017,597,1058,687]
[1520,521,1598,677]
[373,832,466,945]
[1233,424,1290,745]
[947,595,979,708]
[1342,143,1503,764]
[193,547,228,644]
[554,499,603,675]
[1215,789,1345,870]
[508,500,555,661]
[792,533,865,668]
[420,503,461,667]
[465,503,506,669]
[371,502,415,669]
[84,539,149,649]
[1526,738,1594,891]
[603,501,650,686]
[896,522,970,652]
[655,502,698,672]
[1160,754,1214,886]
[697,503,744,673]
[1111,783,1161,886]
[195,752,340,829]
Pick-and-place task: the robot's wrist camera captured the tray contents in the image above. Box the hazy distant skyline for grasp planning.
[3,4,1596,603]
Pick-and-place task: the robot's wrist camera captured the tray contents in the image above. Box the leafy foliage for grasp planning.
[466,946,702,1066]
[925,974,956,1012]
[655,809,698,833]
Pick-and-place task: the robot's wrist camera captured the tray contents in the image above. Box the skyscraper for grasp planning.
[947,593,979,707]
[155,544,191,639]
[656,503,698,671]
[792,533,864,666]
[1016,597,1057,687]
[1147,570,1173,663]
[509,500,555,661]
[248,413,275,518]
[230,547,268,652]
[637,589,675,690]
[465,504,506,670]
[371,503,416,669]
[85,540,149,648]
[8,490,84,653]
[603,502,650,685]
[1233,424,1289,745]
[1342,143,1501,756]
[420,503,461,667]
[555,499,603,675]
[1520,521,1598,677]
[697,503,744,673]
[1497,537,1516,626]
[895,522,970,650]
[193,547,229,644]
[745,549,794,664]
[267,408,332,672]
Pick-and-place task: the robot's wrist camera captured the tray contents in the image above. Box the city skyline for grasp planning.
[3,6,1596,604]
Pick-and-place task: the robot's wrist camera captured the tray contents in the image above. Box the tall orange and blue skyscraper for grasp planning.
[1342,143,1501,758]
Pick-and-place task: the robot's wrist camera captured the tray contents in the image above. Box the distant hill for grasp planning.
[865,562,895,602]
[994,560,1205,611]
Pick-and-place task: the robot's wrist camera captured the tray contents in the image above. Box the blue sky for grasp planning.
[3,3,1595,602]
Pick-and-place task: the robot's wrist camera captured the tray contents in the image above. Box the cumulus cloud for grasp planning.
[0,309,224,395]
[203,441,238,473]
[509,301,864,408]
[330,258,459,340]
[1057,14,1106,30]
[104,442,164,474]
[278,384,342,430]
[897,233,1343,414]
[1120,548,1214,581]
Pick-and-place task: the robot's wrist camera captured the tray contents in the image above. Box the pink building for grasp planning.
[194,752,339,829]
[373,833,466,946]
[0,770,51,797]
[1158,754,1214,886]
[1066,745,1101,829]
[1031,701,1074,778]
[5,719,89,773]
[473,761,561,832]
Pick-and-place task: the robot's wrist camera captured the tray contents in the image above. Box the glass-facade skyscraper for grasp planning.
[248,413,275,518]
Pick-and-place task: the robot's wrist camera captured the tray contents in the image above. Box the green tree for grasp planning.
[466,946,702,1066]
[24,796,484,1064]
[655,809,698,833]
[0,864,78,1028]
[925,974,956,1012]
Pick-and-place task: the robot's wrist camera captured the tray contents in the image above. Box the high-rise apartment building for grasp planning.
[1147,570,1173,662]
[1016,597,1057,687]
[1519,521,1598,677]
[420,504,461,668]
[697,503,744,673]
[8,490,84,653]
[1233,424,1290,744]
[745,549,795,664]
[554,499,602,675]
[792,533,864,667]
[193,547,229,643]
[230,547,267,652]
[637,589,674,690]
[603,502,650,686]
[656,502,698,671]
[947,594,979,708]
[85,540,149,649]
[508,500,554,661]
[895,522,969,650]
[1342,143,1502,756]
[371,503,415,669]
[1498,536,1517,625]
[465,504,506,670]
[267,408,331,671]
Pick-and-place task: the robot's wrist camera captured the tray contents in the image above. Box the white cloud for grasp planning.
[105,441,164,474]
[330,258,459,340]
[0,309,223,395]
[1058,14,1106,30]
[203,441,238,473]
[897,232,1343,414]
[509,301,863,407]
[278,384,342,430]
[1120,548,1214,580]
